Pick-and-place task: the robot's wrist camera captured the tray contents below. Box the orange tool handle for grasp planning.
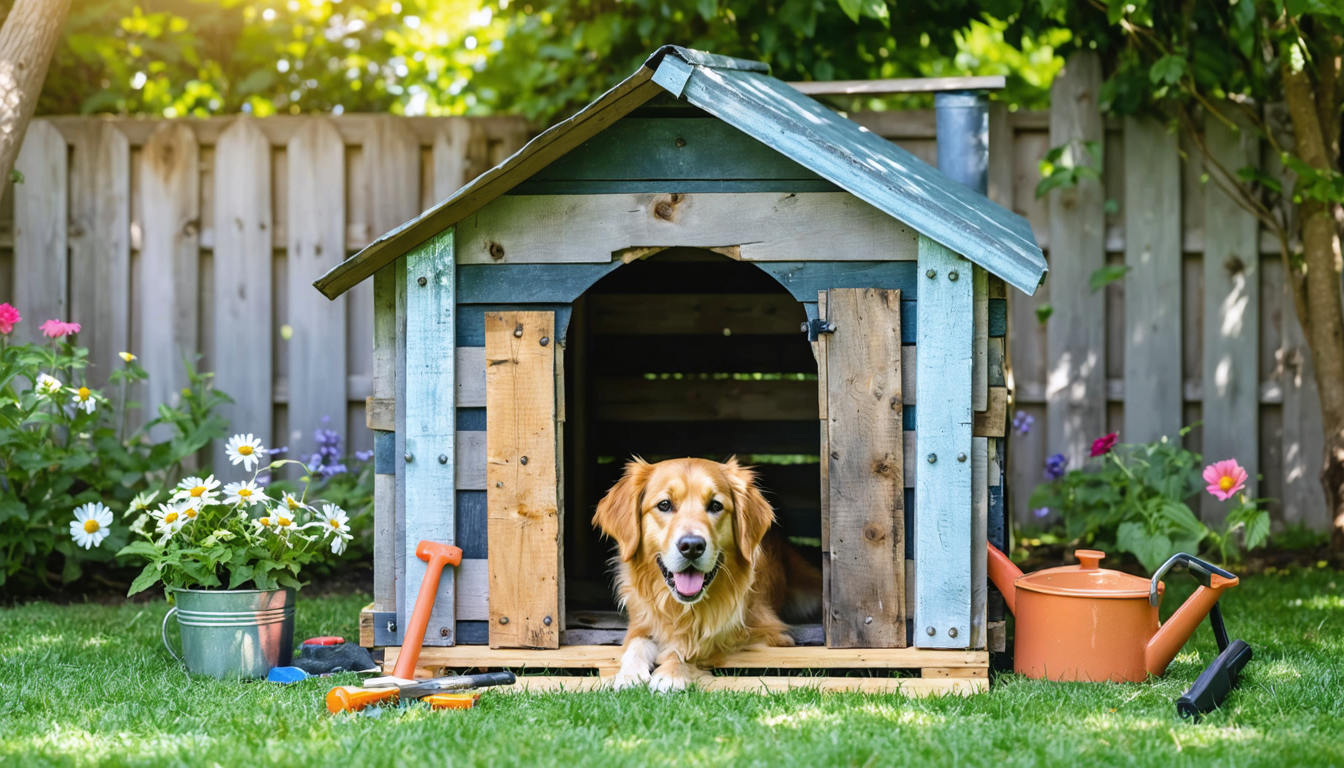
[326,686,400,714]
[391,541,463,681]
[423,693,480,710]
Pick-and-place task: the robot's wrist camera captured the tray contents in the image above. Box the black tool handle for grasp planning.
[1177,639,1252,719]
[463,671,517,689]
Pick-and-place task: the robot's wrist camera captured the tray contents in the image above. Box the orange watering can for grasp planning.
[987,546,1239,682]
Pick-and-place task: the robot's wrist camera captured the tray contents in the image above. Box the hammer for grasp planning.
[390,540,463,682]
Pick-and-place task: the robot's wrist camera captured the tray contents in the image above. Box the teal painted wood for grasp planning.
[913,236,973,649]
[805,298,917,343]
[458,263,625,304]
[988,299,1006,337]
[758,261,918,302]
[528,119,825,182]
[507,179,843,195]
[403,228,458,645]
[457,304,573,346]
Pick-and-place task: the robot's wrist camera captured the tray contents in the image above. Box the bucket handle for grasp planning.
[161,607,183,664]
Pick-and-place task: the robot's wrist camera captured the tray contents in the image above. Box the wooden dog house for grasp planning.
[316,46,1047,695]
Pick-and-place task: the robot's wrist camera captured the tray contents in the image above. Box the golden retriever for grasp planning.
[593,457,821,691]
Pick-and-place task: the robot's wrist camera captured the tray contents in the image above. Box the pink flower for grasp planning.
[1090,432,1118,457]
[0,303,19,335]
[39,319,81,339]
[1203,459,1248,502]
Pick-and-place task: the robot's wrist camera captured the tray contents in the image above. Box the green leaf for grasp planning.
[227,564,255,590]
[1244,510,1271,550]
[1116,522,1174,573]
[1148,55,1186,86]
[116,541,161,558]
[1089,265,1130,293]
[836,0,861,23]
[1157,500,1206,537]
[128,562,161,595]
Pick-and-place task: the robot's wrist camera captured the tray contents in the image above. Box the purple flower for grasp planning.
[1012,411,1035,436]
[355,450,374,462]
[1043,453,1068,481]
[270,446,289,457]
[306,419,348,477]
[1033,507,1050,518]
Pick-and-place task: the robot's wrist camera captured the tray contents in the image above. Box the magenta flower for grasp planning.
[1090,432,1118,458]
[0,303,19,335]
[39,319,81,339]
[1203,459,1248,502]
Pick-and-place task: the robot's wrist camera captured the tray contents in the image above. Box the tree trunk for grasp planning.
[1281,60,1344,556]
[0,0,72,206]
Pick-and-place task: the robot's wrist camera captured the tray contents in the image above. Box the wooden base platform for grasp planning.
[379,644,989,696]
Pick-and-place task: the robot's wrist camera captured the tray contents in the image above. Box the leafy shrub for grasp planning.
[1028,428,1270,571]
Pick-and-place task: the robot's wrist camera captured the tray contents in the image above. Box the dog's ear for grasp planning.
[593,458,651,562]
[724,457,774,565]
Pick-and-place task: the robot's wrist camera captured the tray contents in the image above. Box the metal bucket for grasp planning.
[161,588,295,679]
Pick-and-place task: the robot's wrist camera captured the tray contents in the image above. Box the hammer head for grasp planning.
[416,540,463,567]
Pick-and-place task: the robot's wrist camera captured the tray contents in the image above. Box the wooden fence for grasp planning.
[0,114,529,476]
[0,78,1329,531]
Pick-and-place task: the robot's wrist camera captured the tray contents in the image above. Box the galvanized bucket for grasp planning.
[161,588,295,679]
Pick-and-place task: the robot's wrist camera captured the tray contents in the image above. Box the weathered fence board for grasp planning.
[13,120,68,347]
[70,123,130,388]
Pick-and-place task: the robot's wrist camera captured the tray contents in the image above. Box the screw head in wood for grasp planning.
[948,269,959,281]
[440,627,451,638]
[513,323,524,337]
[404,452,413,463]
[675,137,686,148]
[387,620,397,633]
[926,626,936,636]
[540,336,550,346]
[864,616,873,625]
[520,456,529,465]
[438,454,448,464]
[927,453,937,463]
[957,452,967,462]
[543,616,553,626]
[496,482,503,488]
[417,276,427,287]
[926,269,937,279]
[948,627,959,638]
[489,242,506,260]
[499,616,509,625]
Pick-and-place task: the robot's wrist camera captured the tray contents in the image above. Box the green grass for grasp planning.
[2,570,1342,768]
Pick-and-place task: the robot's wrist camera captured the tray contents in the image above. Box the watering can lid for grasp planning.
[1015,550,1158,599]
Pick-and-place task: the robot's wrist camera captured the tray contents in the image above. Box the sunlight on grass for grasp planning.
[1286,595,1344,610]
[757,705,838,728]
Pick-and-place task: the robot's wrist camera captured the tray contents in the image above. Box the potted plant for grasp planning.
[106,437,354,679]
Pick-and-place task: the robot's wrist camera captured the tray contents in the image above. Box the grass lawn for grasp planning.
[2,569,1341,768]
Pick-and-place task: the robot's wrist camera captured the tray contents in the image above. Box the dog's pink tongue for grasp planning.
[673,570,705,596]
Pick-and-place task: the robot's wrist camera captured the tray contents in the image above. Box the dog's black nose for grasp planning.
[677,535,706,560]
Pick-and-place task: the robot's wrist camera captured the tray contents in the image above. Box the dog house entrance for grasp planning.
[561,249,822,637]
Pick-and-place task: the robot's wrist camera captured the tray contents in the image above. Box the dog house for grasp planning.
[317,46,1047,694]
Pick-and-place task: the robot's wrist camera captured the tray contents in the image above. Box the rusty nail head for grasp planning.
[543,616,553,626]
[926,626,936,636]
[513,323,523,338]
[404,452,413,463]
[948,269,959,281]
[417,276,427,287]
[675,137,686,147]
[926,269,937,279]
[540,336,550,346]
[864,616,873,625]
[489,242,505,260]
[948,627,959,638]
[957,452,967,463]
[438,454,448,465]
[496,481,502,488]
[440,627,450,638]
[499,616,509,625]
[520,456,529,465]
[927,453,937,464]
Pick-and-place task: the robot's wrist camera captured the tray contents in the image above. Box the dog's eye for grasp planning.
[707,500,723,513]
[657,500,672,513]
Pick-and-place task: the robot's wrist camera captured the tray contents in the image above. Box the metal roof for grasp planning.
[314,46,1047,299]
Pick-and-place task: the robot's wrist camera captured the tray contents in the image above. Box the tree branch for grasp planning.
[0,0,73,206]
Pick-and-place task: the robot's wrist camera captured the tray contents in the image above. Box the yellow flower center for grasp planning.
[259,517,270,527]
[287,498,299,510]
[190,486,206,497]
[77,387,90,400]
[278,517,292,527]
[1219,476,1234,491]
[164,512,178,524]
[329,519,340,528]
[238,445,253,456]
[238,488,252,497]
[185,507,197,518]
[83,519,100,533]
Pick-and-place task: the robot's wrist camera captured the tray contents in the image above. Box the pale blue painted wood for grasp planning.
[914,235,973,649]
[402,228,458,646]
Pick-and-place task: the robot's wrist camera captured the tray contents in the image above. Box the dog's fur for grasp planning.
[593,457,822,691]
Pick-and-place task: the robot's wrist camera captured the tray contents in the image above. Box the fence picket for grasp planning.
[138,123,201,437]
[212,118,274,477]
[1282,300,1328,530]
[12,120,68,346]
[70,123,131,388]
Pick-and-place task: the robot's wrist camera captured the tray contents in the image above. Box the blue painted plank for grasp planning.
[403,228,458,645]
[904,488,914,559]
[456,490,488,558]
[913,236,973,649]
[374,430,396,476]
[757,261,918,303]
[988,298,1007,337]
[457,407,487,432]
[455,620,490,645]
[458,263,625,304]
[903,405,916,431]
[457,304,573,346]
[508,179,843,195]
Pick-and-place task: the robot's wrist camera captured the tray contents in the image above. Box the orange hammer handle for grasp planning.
[326,686,399,714]
[392,540,463,680]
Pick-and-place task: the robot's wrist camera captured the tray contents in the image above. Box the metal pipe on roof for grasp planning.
[934,90,989,196]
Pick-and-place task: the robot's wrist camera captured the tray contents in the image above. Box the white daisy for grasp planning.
[252,513,276,533]
[152,502,187,536]
[273,512,298,538]
[69,386,97,414]
[127,490,159,516]
[223,480,267,507]
[172,475,221,508]
[317,504,350,537]
[278,493,312,515]
[35,373,62,397]
[129,514,150,534]
[330,534,350,555]
[70,503,113,549]
[224,434,267,472]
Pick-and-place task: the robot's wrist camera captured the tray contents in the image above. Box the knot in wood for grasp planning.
[489,242,506,260]
[1225,255,1245,275]
[873,460,891,476]
[863,523,885,543]
[654,201,675,220]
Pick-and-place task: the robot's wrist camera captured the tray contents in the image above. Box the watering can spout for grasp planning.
[1144,568,1239,676]
[986,543,1021,615]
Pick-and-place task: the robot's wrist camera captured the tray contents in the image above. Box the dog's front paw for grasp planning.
[611,667,651,690]
[648,671,688,693]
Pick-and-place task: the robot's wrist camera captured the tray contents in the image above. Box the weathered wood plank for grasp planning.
[12,120,68,346]
[456,431,486,490]
[138,123,201,438]
[404,230,457,645]
[455,193,918,265]
[823,288,905,648]
[69,122,130,388]
[433,119,488,201]
[211,118,273,469]
[1046,51,1107,470]
[486,311,561,649]
[396,643,987,669]
[970,437,988,650]
[914,236,973,649]
[287,118,348,466]
[1282,299,1329,531]
[1201,111,1259,524]
[1122,116,1183,444]
[455,558,490,621]
[973,266,988,412]
[371,260,398,615]
[589,293,808,335]
[591,377,818,422]
[972,386,1009,437]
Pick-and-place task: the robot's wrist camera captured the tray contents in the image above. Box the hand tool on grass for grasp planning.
[1176,601,1253,719]
[326,671,516,713]
[363,540,463,687]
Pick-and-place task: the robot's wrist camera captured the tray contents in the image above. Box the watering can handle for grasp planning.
[1149,553,1237,607]
[161,607,183,664]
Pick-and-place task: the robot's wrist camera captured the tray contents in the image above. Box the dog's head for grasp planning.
[593,457,774,604]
